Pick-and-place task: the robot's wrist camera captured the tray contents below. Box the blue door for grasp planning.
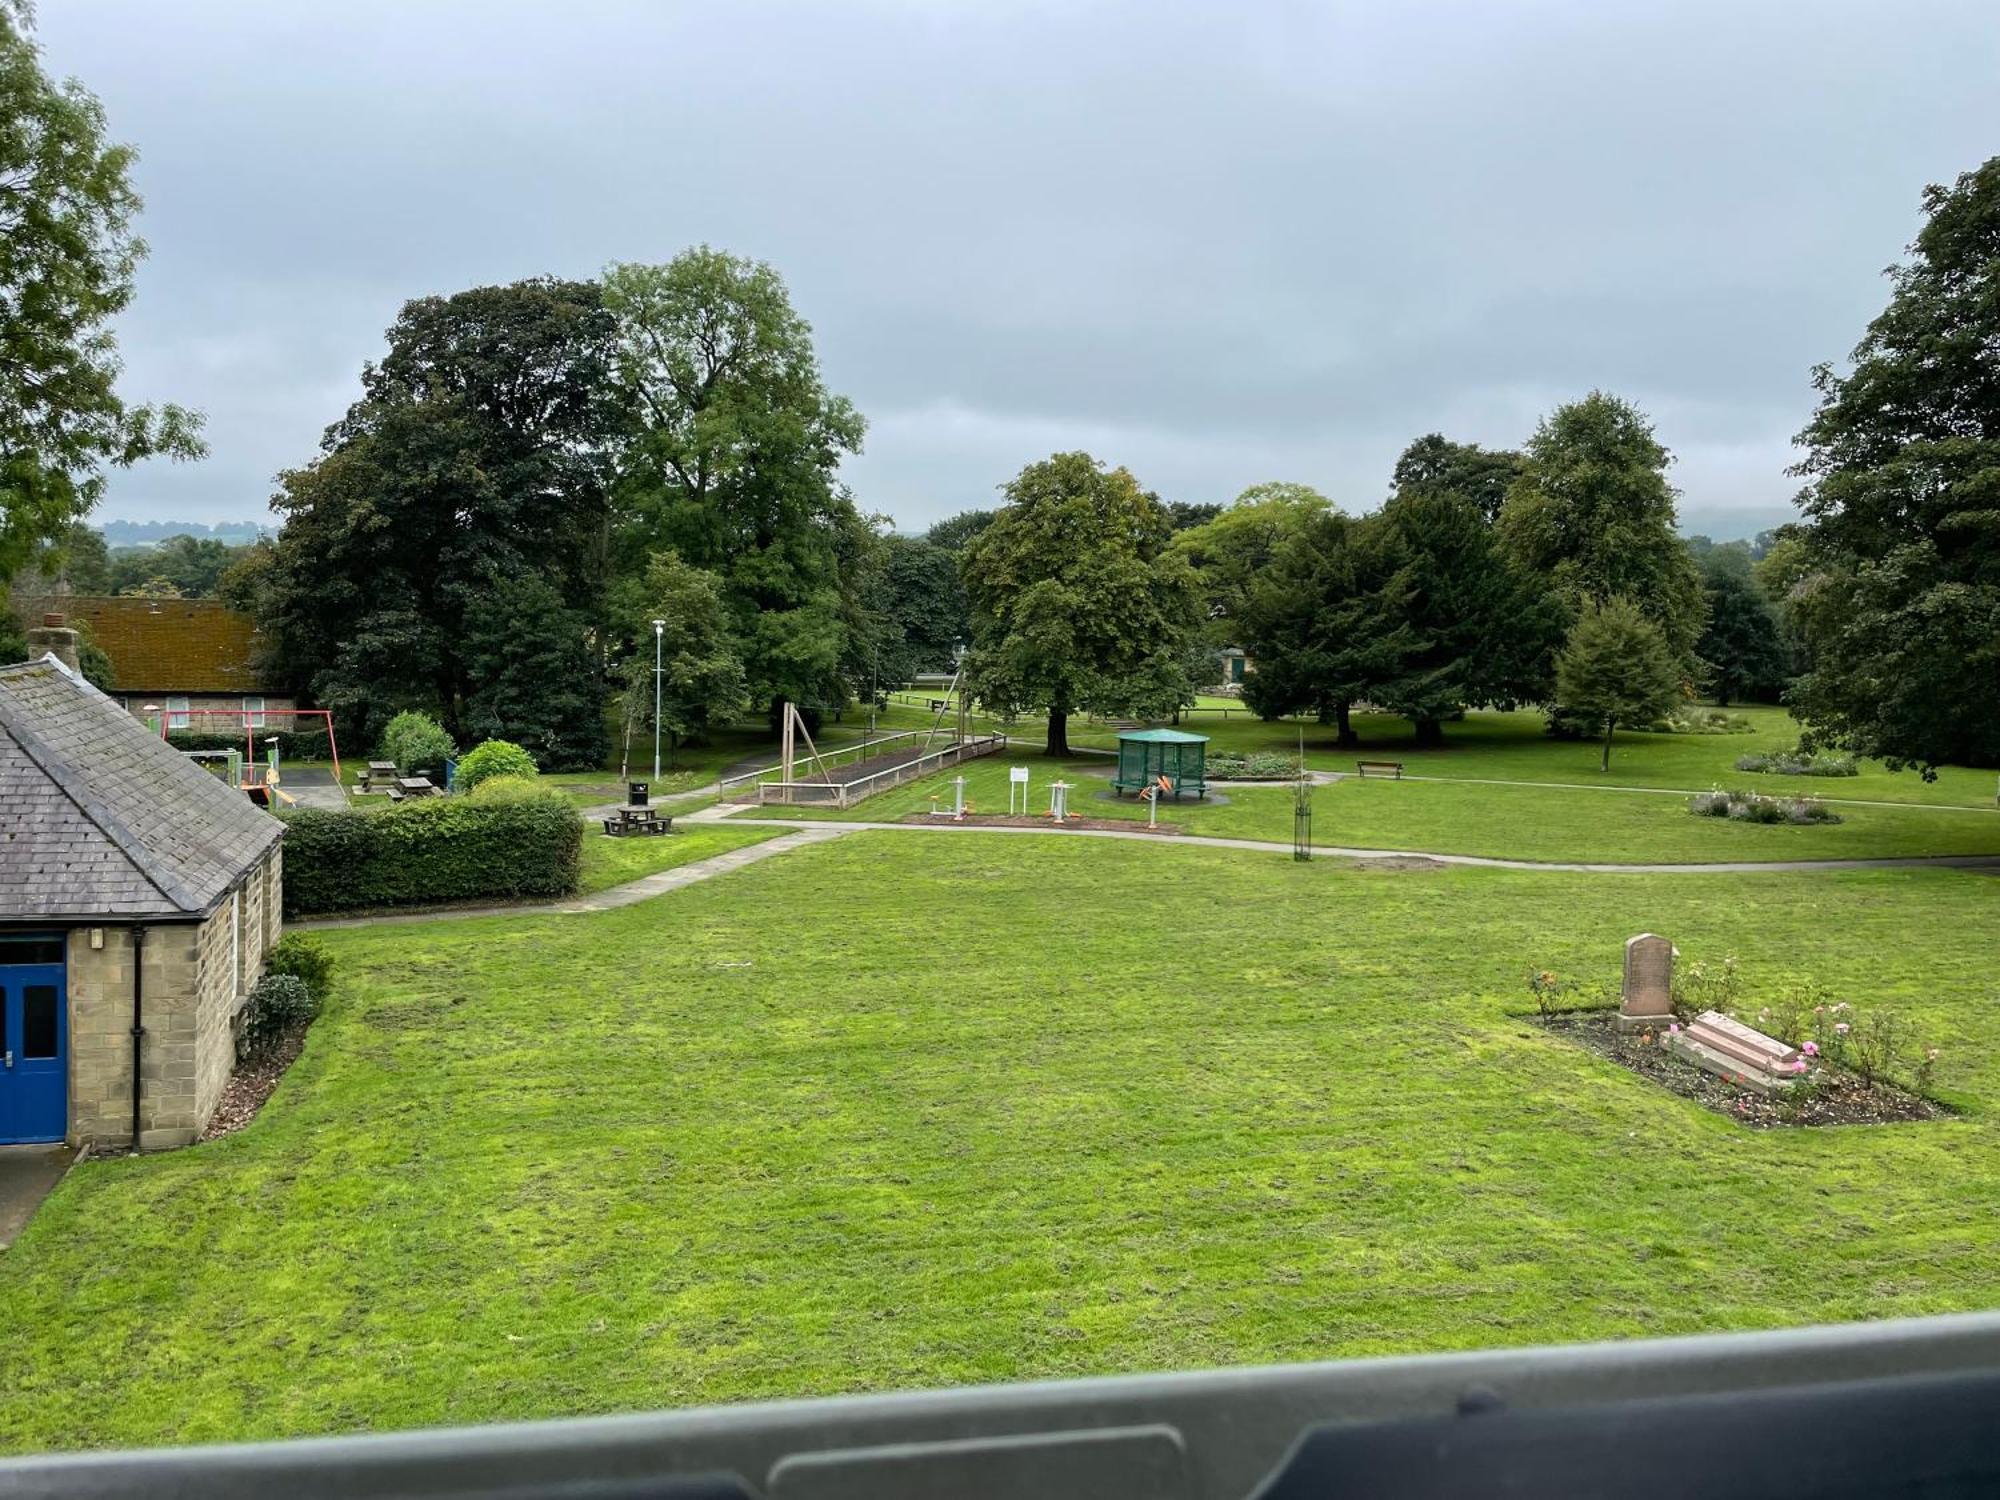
[0,934,67,1145]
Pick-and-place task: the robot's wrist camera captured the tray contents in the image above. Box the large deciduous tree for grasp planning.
[603,249,867,716]
[1498,393,1707,667]
[460,572,608,771]
[1788,159,2000,775]
[1391,434,1524,522]
[962,452,1203,756]
[1173,481,1334,627]
[255,277,617,744]
[0,8,203,582]
[1554,597,1683,770]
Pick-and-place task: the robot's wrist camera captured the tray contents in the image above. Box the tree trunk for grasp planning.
[1046,706,1071,758]
[1601,717,1616,772]
[1413,717,1443,747]
[1335,701,1356,748]
[1716,685,1732,708]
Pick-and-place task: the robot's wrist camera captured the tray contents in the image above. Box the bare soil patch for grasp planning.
[199,1025,309,1142]
[1538,1010,1943,1127]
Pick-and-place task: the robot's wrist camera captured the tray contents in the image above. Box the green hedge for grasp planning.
[281,791,582,916]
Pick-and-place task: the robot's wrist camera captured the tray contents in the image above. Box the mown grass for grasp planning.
[745,752,2000,864]
[575,823,790,895]
[1,833,1996,1453]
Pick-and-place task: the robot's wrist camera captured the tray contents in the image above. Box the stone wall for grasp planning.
[62,841,284,1150]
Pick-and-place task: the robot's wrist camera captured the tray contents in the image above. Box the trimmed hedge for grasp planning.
[281,791,582,916]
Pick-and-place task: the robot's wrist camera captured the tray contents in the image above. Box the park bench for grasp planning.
[1355,759,1405,779]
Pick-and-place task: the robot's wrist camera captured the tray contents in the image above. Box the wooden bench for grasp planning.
[359,760,399,793]
[602,806,674,838]
[1355,760,1405,780]
[388,776,441,802]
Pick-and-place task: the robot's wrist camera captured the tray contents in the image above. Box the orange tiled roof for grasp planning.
[13,595,287,695]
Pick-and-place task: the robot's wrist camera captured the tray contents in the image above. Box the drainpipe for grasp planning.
[130,925,146,1152]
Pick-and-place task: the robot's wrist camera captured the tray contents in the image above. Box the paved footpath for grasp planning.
[682,806,2000,876]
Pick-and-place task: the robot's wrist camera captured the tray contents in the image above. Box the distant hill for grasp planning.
[98,519,266,548]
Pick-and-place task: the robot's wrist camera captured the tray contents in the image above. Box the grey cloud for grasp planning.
[44,0,2000,537]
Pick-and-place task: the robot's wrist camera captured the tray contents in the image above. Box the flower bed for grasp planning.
[1538,1011,1941,1126]
[1735,749,1859,777]
[1689,788,1842,824]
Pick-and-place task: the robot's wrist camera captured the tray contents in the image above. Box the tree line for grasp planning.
[0,0,1991,779]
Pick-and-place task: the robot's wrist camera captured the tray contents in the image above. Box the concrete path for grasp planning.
[294,827,853,930]
[0,1145,75,1250]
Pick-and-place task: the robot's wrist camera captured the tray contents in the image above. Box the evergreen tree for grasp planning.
[1693,544,1789,705]
[1370,490,1561,743]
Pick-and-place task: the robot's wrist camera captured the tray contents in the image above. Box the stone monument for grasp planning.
[1614,932,1676,1034]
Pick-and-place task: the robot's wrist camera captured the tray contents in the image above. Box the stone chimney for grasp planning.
[25,612,82,676]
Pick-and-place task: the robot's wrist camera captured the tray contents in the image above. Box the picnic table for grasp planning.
[388,776,442,801]
[359,760,399,793]
[602,805,674,838]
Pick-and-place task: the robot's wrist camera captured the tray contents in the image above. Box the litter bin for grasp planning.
[628,781,649,808]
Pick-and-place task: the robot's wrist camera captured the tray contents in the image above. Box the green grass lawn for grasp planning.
[575,823,790,894]
[2,833,1997,1453]
[743,752,2000,863]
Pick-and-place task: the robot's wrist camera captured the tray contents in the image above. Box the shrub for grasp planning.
[264,933,333,1003]
[281,788,582,915]
[240,973,315,1058]
[1672,954,1741,1022]
[1207,751,1296,780]
[465,773,545,804]
[455,738,538,790]
[1734,749,1859,777]
[1525,968,1569,1019]
[378,710,456,774]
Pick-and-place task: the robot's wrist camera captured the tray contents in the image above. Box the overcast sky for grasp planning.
[44,0,2000,539]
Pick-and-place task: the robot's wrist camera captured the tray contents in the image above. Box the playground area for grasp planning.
[724,692,1008,810]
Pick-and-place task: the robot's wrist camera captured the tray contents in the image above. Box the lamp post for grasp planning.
[651,619,666,782]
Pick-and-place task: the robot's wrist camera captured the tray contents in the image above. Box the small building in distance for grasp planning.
[10,594,292,733]
[0,623,283,1150]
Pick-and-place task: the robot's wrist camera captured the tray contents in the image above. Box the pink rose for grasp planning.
[1802,1041,1818,1056]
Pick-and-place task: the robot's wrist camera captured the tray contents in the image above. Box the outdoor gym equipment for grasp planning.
[928,775,969,820]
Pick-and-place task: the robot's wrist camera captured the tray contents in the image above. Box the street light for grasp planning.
[651,619,666,782]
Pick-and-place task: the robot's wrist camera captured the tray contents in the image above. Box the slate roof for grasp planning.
[11,594,284,694]
[0,657,282,922]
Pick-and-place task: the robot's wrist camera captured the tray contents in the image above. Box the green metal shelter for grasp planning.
[1111,727,1209,800]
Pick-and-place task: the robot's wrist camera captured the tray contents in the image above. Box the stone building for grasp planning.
[10,594,295,730]
[0,624,284,1150]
